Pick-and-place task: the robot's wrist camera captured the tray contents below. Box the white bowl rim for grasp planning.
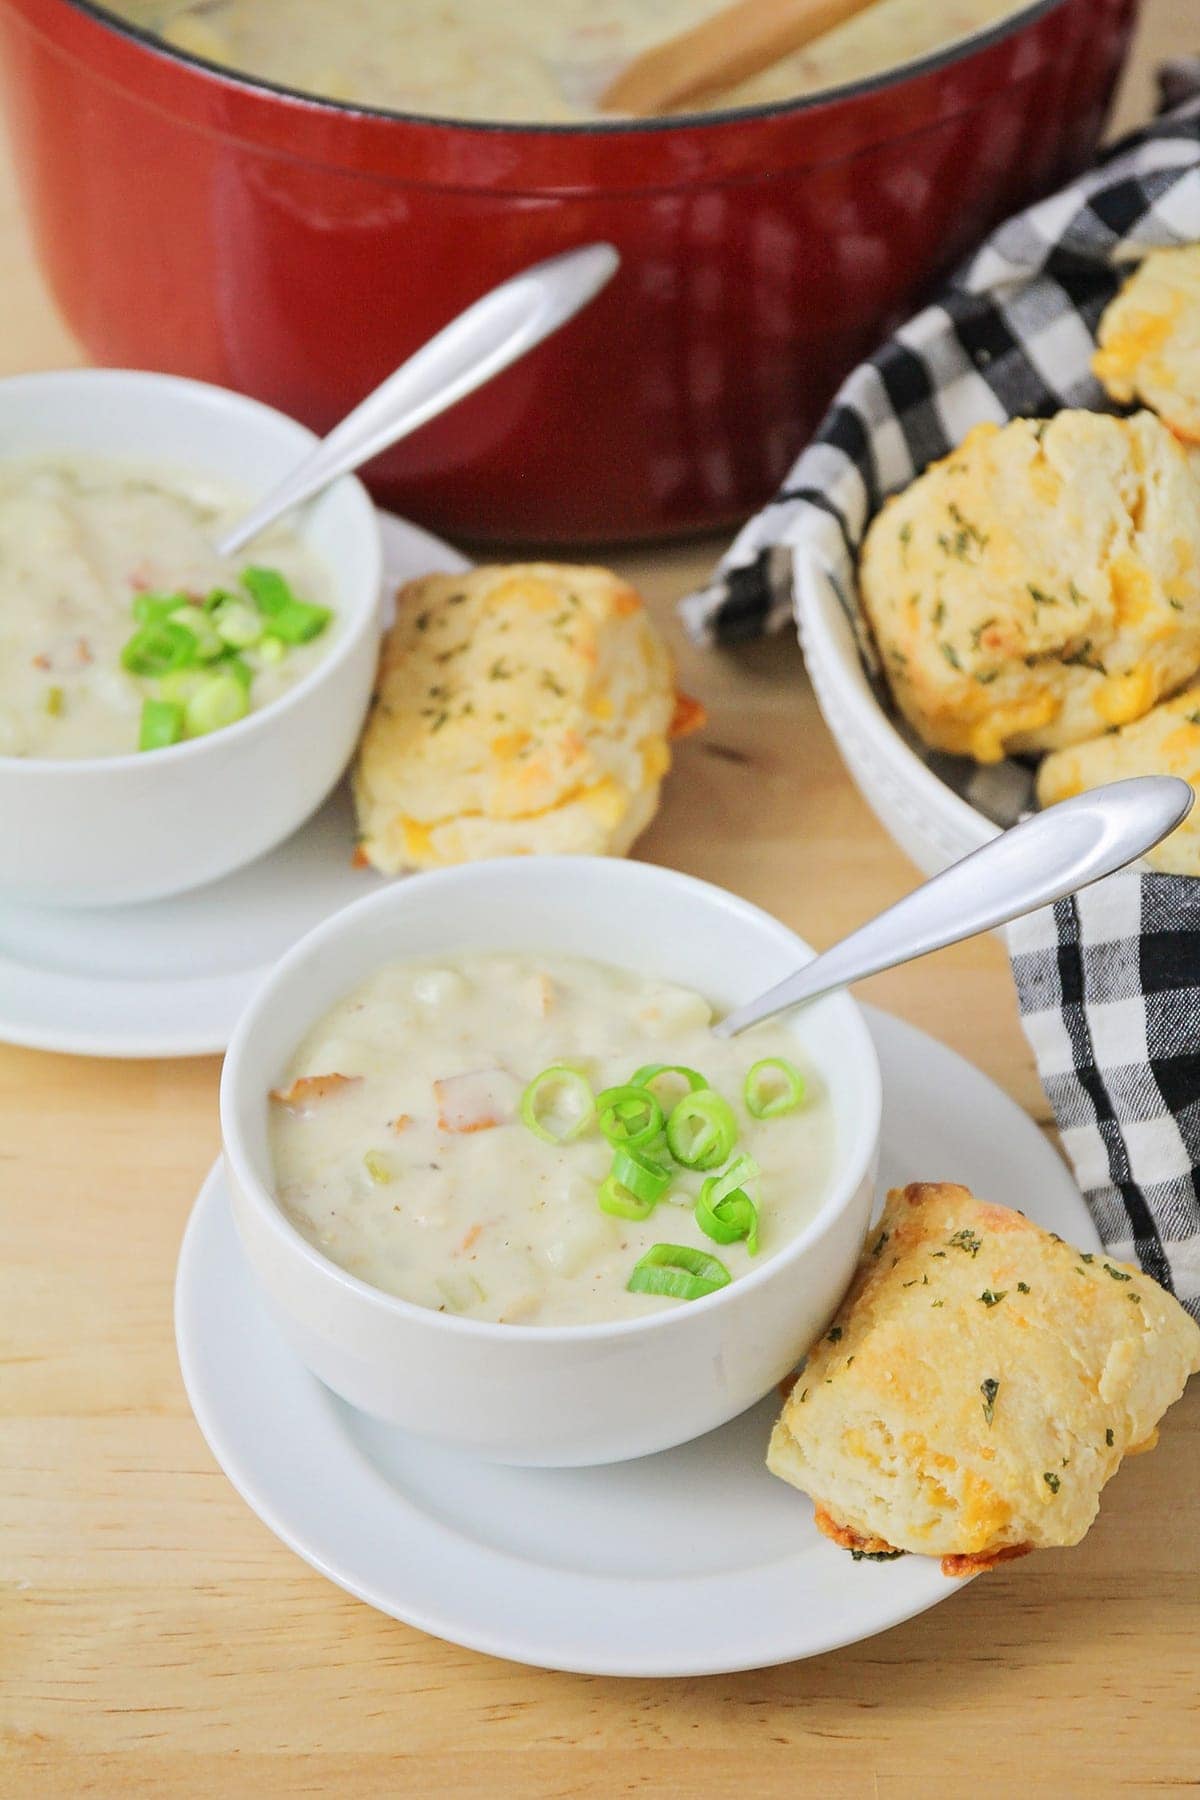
[220,855,884,1345]
[0,367,383,775]
[793,547,999,853]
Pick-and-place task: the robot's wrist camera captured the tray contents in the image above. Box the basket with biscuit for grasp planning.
[685,79,1200,1570]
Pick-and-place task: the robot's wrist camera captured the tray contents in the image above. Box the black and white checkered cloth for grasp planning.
[684,84,1200,1316]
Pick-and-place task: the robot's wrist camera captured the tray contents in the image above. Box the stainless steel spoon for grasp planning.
[215,242,620,557]
[716,775,1193,1038]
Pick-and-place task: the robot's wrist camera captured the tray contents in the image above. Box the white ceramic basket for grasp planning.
[795,553,997,878]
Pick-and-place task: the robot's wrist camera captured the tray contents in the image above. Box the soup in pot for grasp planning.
[109,0,1028,123]
[268,952,836,1326]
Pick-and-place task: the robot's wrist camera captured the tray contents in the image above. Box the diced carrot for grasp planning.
[456,1223,483,1255]
[351,845,370,870]
[270,1073,361,1109]
[32,653,51,671]
[389,1114,411,1135]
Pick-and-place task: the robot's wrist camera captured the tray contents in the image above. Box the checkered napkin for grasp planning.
[683,84,1200,1317]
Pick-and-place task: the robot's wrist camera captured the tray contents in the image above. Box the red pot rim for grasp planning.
[7,0,1086,190]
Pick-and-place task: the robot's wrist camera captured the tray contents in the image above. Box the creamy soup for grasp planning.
[269,953,835,1326]
[0,458,335,760]
[110,0,1027,123]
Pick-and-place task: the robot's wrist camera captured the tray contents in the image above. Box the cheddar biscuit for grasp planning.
[1037,678,1200,874]
[1093,245,1200,441]
[859,411,1200,762]
[768,1182,1200,1575]
[352,564,678,872]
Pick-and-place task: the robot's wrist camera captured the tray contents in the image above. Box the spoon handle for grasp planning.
[215,242,620,558]
[715,775,1193,1038]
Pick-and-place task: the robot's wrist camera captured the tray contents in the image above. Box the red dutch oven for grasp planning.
[0,0,1135,542]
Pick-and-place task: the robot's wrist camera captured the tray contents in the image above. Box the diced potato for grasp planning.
[536,1183,618,1278]
[413,968,468,1008]
[434,1068,518,1132]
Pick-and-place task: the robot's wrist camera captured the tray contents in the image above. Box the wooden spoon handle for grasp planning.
[600,0,880,116]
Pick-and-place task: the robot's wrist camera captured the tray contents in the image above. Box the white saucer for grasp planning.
[175,1007,1099,1676]
[0,514,469,1059]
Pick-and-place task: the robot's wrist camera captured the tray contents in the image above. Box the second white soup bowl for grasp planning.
[0,370,382,907]
[220,858,882,1467]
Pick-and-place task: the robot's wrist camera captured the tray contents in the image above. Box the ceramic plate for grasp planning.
[0,514,468,1059]
[175,1007,1099,1677]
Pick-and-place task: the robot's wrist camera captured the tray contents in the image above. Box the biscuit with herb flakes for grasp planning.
[1093,245,1200,442]
[1037,677,1200,874]
[767,1182,1200,1576]
[352,564,679,871]
[859,410,1200,762]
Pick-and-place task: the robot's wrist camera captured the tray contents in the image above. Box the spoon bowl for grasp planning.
[717,776,1193,1037]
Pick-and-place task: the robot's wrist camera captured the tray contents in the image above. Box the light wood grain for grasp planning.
[2,7,1198,1794]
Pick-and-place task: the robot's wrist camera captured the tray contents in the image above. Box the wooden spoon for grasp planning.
[600,0,881,117]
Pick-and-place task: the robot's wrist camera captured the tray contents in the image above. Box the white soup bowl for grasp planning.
[220,857,882,1467]
[0,369,382,906]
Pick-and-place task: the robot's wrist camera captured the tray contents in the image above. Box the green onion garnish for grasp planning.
[211,597,263,649]
[183,672,250,738]
[629,1063,709,1105]
[665,1089,737,1169]
[267,598,333,644]
[169,605,225,663]
[519,1066,595,1145]
[242,567,331,643]
[744,1057,806,1119]
[609,1145,672,1206]
[626,1243,732,1301]
[44,685,64,718]
[598,1173,658,1221]
[132,590,190,624]
[595,1084,664,1149]
[138,697,184,752]
[120,620,198,677]
[363,1149,394,1184]
[222,653,255,690]
[242,565,295,615]
[258,634,285,664]
[696,1154,760,1253]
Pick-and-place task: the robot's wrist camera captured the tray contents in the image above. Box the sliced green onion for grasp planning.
[697,1154,760,1254]
[267,598,333,644]
[158,668,207,706]
[258,634,286,665]
[598,1173,657,1221]
[629,1063,709,1106]
[170,605,225,662]
[595,1084,664,1149]
[744,1057,806,1119]
[218,652,254,690]
[242,565,295,615]
[201,586,241,614]
[665,1089,737,1170]
[436,1273,486,1313]
[120,620,197,677]
[138,697,184,751]
[626,1243,732,1301]
[183,672,249,738]
[211,597,263,649]
[520,1066,595,1144]
[132,589,190,624]
[609,1145,672,1206]
[363,1149,394,1184]
[44,685,64,718]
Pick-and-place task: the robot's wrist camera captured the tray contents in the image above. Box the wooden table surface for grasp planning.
[2,9,1197,1794]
